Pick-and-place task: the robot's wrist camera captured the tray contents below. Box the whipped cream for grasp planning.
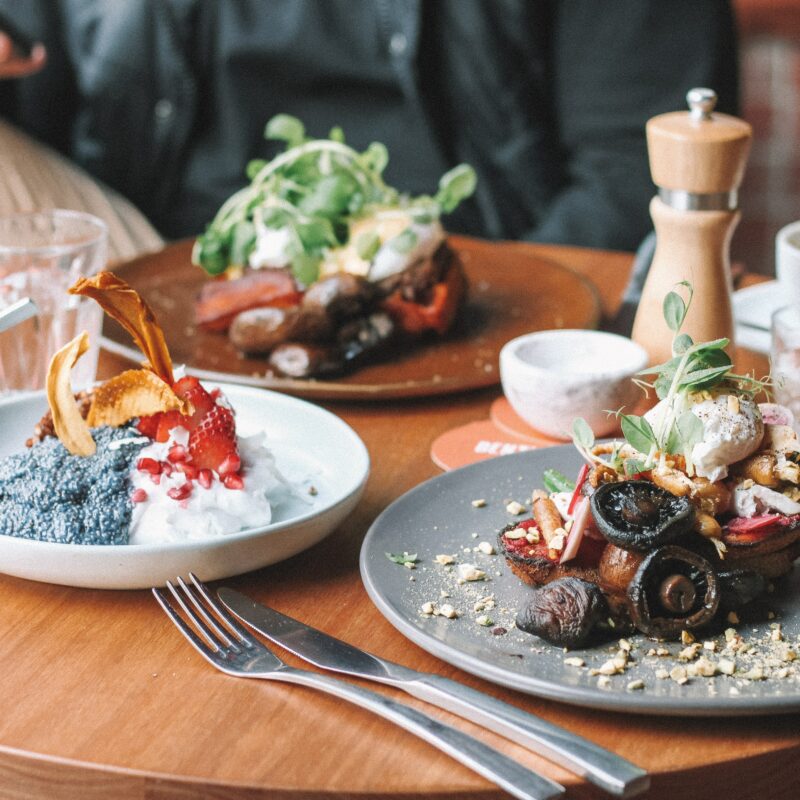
[128,427,293,545]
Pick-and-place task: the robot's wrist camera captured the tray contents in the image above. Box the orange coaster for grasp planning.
[430,419,558,471]
[491,396,633,441]
[489,396,567,443]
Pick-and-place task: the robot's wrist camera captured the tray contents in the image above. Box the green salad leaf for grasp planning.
[542,469,575,494]
[265,114,306,147]
[192,114,477,280]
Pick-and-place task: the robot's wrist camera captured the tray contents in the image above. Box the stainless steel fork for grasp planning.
[153,575,564,800]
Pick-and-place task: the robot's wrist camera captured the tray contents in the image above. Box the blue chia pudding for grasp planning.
[0,426,146,545]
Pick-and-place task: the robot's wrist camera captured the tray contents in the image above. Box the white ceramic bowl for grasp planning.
[500,329,648,439]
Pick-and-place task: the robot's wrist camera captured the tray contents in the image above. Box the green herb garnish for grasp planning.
[192,114,477,284]
[385,551,419,566]
[542,469,576,494]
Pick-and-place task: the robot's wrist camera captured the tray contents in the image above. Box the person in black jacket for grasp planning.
[0,0,738,252]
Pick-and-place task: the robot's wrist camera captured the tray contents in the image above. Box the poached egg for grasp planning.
[645,392,764,482]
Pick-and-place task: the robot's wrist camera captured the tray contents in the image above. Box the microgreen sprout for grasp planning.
[192,114,477,283]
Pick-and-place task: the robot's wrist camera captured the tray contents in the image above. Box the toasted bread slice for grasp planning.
[497,520,603,587]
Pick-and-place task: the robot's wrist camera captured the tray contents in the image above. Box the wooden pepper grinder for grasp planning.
[631,88,752,365]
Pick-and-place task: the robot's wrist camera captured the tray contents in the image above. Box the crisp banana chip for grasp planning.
[87,369,190,428]
[69,272,174,384]
[46,332,96,456]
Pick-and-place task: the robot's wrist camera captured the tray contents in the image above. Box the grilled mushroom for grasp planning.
[716,569,768,612]
[591,481,695,552]
[627,545,719,638]
[516,577,609,648]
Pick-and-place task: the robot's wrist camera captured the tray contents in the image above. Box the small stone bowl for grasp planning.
[499,329,648,440]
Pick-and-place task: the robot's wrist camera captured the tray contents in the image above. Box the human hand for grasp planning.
[0,31,46,79]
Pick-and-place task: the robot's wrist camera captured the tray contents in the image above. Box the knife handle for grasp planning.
[276,666,564,800]
[402,674,649,798]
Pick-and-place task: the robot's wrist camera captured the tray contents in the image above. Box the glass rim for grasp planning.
[0,210,107,256]
[771,303,800,323]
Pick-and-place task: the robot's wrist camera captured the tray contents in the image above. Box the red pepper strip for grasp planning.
[381,259,466,336]
[567,463,589,516]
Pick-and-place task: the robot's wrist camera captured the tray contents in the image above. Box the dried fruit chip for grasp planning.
[69,272,174,384]
[87,369,191,428]
[46,332,96,456]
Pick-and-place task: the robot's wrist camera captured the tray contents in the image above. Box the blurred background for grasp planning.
[734,0,800,275]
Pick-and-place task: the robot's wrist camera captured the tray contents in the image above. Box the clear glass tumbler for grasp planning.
[771,305,800,425]
[0,210,107,393]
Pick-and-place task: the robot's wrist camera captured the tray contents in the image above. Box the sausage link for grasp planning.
[531,489,562,545]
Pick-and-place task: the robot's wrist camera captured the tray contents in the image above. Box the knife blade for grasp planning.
[219,587,649,799]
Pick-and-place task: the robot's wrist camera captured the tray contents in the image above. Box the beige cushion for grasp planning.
[0,119,164,263]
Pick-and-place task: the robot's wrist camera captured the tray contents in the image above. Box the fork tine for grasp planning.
[188,572,254,643]
[177,576,238,648]
[165,579,227,651]
[152,587,218,656]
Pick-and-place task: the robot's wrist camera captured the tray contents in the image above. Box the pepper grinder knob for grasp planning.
[687,87,717,121]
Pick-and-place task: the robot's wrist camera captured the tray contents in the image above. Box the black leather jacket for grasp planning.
[0,0,738,249]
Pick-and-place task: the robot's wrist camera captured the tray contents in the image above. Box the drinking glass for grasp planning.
[771,304,800,425]
[0,210,107,393]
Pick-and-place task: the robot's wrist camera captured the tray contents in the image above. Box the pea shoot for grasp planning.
[192,114,477,284]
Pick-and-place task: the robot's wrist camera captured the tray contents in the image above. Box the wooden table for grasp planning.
[0,244,795,800]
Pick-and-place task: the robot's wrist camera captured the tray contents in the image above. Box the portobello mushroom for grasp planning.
[516,577,609,648]
[716,569,768,612]
[627,545,720,638]
[301,273,374,321]
[338,312,396,364]
[591,481,695,552]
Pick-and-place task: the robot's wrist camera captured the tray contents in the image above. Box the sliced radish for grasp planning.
[567,464,589,517]
[560,495,591,563]
[725,514,782,534]
[758,403,795,427]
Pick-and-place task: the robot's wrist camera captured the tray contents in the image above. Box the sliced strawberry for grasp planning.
[188,404,238,472]
[136,414,160,439]
[172,376,215,430]
[155,410,186,443]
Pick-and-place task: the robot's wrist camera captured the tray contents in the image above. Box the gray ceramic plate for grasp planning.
[360,446,800,716]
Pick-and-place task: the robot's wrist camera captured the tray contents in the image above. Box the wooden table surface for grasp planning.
[0,243,794,800]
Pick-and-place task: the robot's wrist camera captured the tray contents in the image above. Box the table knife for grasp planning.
[218,587,649,799]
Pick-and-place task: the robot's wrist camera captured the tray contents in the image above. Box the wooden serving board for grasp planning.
[102,235,600,400]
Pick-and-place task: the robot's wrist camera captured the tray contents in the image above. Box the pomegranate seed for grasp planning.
[149,473,162,486]
[210,388,222,400]
[137,457,162,475]
[167,445,188,463]
[223,473,244,490]
[197,468,213,489]
[167,483,193,501]
[177,462,199,480]
[160,461,173,476]
[218,453,241,476]
[131,488,148,503]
